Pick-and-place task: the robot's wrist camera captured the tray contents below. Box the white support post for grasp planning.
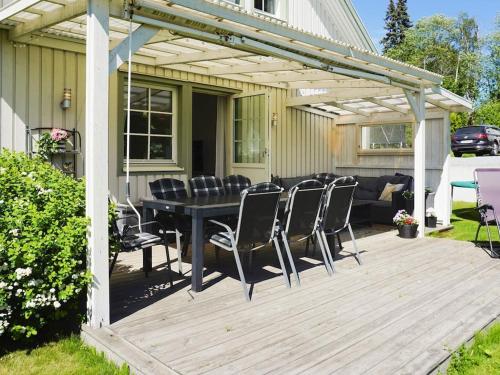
[441,113,452,226]
[86,0,110,327]
[405,88,426,238]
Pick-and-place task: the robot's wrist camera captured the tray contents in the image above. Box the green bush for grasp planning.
[0,150,90,342]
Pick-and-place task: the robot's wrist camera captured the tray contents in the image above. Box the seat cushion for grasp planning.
[122,232,162,250]
[354,176,379,200]
[376,175,412,195]
[378,183,405,201]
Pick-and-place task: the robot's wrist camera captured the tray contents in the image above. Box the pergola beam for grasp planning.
[323,101,371,116]
[109,24,160,73]
[363,97,409,114]
[155,49,254,65]
[287,79,387,89]
[208,61,304,75]
[0,0,40,22]
[9,0,86,41]
[285,87,403,107]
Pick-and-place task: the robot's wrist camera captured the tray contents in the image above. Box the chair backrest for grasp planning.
[474,168,500,212]
[283,179,325,239]
[223,174,252,195]
[321,176,357,232]
[189,175,225,197]
[235,182,282,250]
[149,178,188,200]
[313,173,338,186]
[112,212,140,240]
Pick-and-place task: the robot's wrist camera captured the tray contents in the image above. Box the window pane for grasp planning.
[360,124,413,150]
[233,94,265,163]
[150,113,172,135]
[264,0,275,13]
[124,111,148,134]
[124,86,148,111]
[150,137,172,160]
[125,135,148,159]
[150,89,172,112]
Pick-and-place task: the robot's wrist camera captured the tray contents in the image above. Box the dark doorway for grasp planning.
[192,93,218,176]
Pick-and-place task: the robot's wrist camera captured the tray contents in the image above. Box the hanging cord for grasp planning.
[124,3,142,230]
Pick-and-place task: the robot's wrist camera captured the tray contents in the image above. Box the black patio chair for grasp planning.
[110,211,175,287]
[313,172,338,186]
[473,168,500,257]
[278,179,327,279]
[223,174,252,195]
[189,175,225,197]
[314,176,362,274]
[209,182,296,301]
[149,178,189,273]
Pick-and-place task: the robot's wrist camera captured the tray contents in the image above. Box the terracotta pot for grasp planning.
[398,224,418,238]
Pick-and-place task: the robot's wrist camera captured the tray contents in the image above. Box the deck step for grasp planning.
[81,325,179,375]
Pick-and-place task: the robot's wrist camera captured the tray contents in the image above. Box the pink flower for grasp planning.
[50,128,69,142]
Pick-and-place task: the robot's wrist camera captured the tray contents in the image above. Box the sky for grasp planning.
[352,0,498,52]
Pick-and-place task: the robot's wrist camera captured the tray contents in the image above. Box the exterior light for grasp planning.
[272,112,278,126]
[60,88,72,110]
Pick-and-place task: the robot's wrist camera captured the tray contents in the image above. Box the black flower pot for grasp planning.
[426,216,437,228]
[398,224,418,239]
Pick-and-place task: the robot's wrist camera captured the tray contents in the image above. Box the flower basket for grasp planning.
[398,224,418,238]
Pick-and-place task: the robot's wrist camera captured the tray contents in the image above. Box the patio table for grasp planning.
[142,194,289,292]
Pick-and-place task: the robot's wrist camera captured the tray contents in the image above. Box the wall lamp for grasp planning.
[60,88,72,110]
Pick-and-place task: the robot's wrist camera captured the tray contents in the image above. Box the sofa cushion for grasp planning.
[379,183,405,201]
[354,176,379,200]
[376,175,411,194]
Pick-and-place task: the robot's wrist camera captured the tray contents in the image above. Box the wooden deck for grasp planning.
[82,227,500,375]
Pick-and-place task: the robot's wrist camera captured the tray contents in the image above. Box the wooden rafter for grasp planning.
[0,0,41,22]
[323,101,371,116]
[155,49,254,65]
[362,97,409,114]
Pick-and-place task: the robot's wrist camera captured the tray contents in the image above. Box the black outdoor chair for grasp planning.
[189,175,225,197]
[473,168,500,257]
[278,179,327,279]
[110,210,175,287]
[314,176,362,274]
[313,173,338,186]
[149,178,189,273]
[209,182,297,301]
[223,174,252,195]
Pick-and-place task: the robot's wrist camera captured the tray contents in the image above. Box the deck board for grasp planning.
[83,228,500,375]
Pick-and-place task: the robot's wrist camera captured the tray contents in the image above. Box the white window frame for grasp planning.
[357,122,415,156]
[123,81,178,166]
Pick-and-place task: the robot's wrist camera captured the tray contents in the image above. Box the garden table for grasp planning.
[142,194,288,292]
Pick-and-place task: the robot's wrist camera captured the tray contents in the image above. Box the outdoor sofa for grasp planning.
[272,173,414,225]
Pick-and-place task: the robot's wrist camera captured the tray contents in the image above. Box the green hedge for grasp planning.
[0,150,90,342]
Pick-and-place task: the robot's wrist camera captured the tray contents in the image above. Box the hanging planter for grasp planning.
[393,210,419,239]
[37,128,69,159]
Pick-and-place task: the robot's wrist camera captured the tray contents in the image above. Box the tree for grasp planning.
[395,0,412,44]
[381,0,398,53]
[481,17,500,102]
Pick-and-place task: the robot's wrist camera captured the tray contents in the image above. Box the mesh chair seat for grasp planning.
[189,175,225,197]
[224,175,252,195]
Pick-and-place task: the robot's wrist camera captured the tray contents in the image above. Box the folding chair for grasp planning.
[209,183,295,301]
[473,168,500,257]
[278,179,327,279]
[315,176,362,274]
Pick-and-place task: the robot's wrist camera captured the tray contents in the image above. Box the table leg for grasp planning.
[142,205,153,276]
[191,213,205,292]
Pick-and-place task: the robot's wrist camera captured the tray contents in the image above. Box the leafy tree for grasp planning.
[481,17,500,102]
[381,0,398,53]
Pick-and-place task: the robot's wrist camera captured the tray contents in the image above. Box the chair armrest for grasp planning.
[208,219,233,233]
[477,204,494,212]
[391,190,406,210]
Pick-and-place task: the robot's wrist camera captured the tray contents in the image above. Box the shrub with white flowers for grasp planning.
[0,150,90,341]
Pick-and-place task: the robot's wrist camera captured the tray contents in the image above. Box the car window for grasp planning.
[456,127,484,135]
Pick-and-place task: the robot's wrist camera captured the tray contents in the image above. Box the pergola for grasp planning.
[1,0,472,327]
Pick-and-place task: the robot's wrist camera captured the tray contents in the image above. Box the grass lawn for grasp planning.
[447,323,500,375]
[0,336,128,375]
[430,201,500,243]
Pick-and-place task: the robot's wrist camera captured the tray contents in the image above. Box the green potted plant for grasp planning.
[393,209,419,238]
[425,207,437,228]
[402,190,414,214]
[37,128,69,159]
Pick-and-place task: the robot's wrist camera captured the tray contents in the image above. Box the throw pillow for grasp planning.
[378,183,405,201]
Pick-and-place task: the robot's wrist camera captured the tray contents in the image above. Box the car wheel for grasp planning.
[453,152,462,157]
[490,142,499,156]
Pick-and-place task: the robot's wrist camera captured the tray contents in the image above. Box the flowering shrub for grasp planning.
[0,150,90,342]
[393,210,419,226]
[50,128,69,142]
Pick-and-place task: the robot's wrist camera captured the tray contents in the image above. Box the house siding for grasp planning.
[0,30,335,202]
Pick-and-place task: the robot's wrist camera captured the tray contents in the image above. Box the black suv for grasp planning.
[451,125,500,157]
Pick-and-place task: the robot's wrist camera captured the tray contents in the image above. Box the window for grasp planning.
[254,0,275,14]
[360,123,413,151]
[223,0,241,4]
[123,84,177,163]
[233,94,266,163]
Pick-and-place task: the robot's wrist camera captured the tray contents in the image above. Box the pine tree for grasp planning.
[381,0,399,53]
[395,0,412,44]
